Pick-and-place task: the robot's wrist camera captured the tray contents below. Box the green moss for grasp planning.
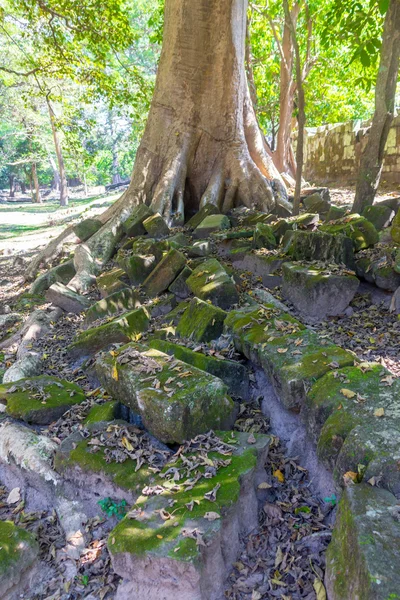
[96,267,127,297]
[147,338,248,396]
[0,376,85,424]
[96,342,236,443]
[108,432,265,560]
[14,292,45,312]
[84,401,118,424]
[186,259,239,310]
[69,307,149,357]
[55,435,154,492]
[176,297,227,342]
[0,520,38,578]
[320,215,379,251]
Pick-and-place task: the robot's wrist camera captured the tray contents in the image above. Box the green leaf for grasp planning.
[360,48,371,67]
[378,0,389,15]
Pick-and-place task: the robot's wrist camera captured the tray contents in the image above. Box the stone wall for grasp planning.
[299,115,400,186]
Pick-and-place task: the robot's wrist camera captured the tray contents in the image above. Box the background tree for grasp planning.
[353,0,400,211]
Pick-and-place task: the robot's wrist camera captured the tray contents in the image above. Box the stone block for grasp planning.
[194,214,231,238]
[69,307,149,358]
[325,485,400,600]
[117,239,163,285]
[97,268,128,298]
[45,282,91,314]
[84,288,141,326]
[168,265,193,299]
[73,218,103,242]
[108,431,270,600]
[0,520,38,599]
[186,259,239,310]
[148,338,249,398]
[95,343,237,443]
[30,260,76,295]
[303,192,330,213]
[123,204,154,238]
[252,223,277,250]
[0,375,85,425]
[282,263,359,322]
[362,204,394,231]
[321,215,379,251]
[282,230,355,268]
[185,204,220,230]
[143,213,170,238]
[142,249,186,297]
[176,297,227,342]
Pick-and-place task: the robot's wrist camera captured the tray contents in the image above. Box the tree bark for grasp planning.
[47,98,69,207]
[352,0,400,213]
[122,0,287,224]
[31,163,42,204]
[283,0,308,215]
[9,174,15,198]
[274,4,300,177]
[49,155,61,192]
[35,0,291,293]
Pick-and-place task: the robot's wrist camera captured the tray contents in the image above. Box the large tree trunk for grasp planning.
[122,0,287,223]
[45,0,290,293]
[352,0,400,213]
[47,98,69,207]
[31,163,42,204]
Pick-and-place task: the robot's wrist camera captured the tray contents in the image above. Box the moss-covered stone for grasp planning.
[95,343,236,443]
[148,338,249,398]
[85,288,141,326]
[325,205,346,222]
[186,259,239,310]
[176,297,227,342]
[194,214,231,238]
[320,214,379,251]
[84,401,118,424]
[0,375,85,424]
[168,265,193,299]
[282,230,355,268]
[30,260,76,295]
[336,417,400,496]
[108,431,269,598]
[69,307,150,358]
[362,204,394,231]
[143,249,186,298]
[185,204,220,230]
[231,250,288,283]
[303,192,330,214]
[73,218,103,242]
[326,484,400,600]
[252,222,276,250]
[259,337,355,411]
[225,304,305,365]
[0,520,38,598]
[97,267,128,298]
[45,282,91,314]
[123,204,154,238]
[282,262,359,322]
[143,213,170,238]
[165,233,189,249]
[304,365,400,478]
[54,423,158,494]
[187,240,214,257]
[117,238,163,285]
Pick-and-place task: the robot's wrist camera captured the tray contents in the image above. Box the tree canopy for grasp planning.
[0,0,397,198]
